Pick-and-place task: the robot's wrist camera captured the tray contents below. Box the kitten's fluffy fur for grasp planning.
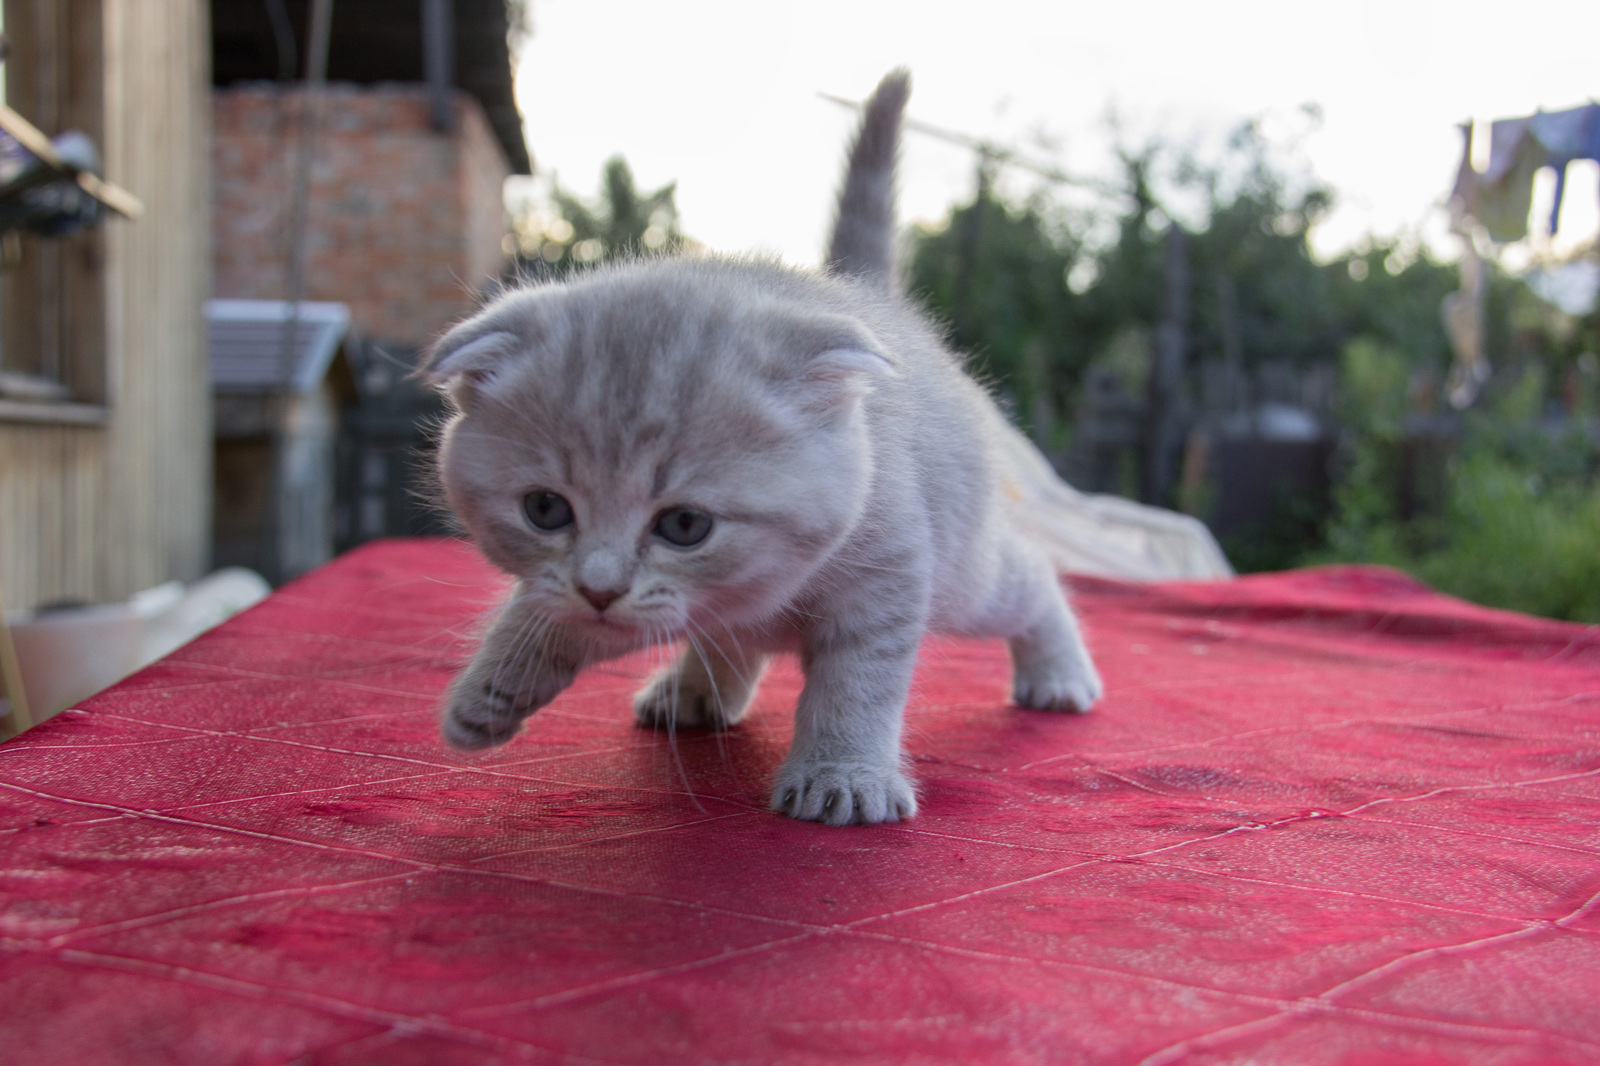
[425,71,1102,825]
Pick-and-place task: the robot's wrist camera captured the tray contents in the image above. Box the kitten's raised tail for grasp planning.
[825,68,910,289]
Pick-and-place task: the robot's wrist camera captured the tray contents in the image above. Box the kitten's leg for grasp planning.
[772,612,922,826]
[1007,557,1102,713]
[633,640,767,730]
[441,592,587,749]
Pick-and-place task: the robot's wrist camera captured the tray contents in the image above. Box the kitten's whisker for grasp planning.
[670,628,708,813]
[682,623,725,718]
[683,628,725,760]
[650,623,707,815]
[678,617,745,768]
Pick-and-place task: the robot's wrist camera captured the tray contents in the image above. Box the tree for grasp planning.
[906,171,1089,446]
[510,156,684,278]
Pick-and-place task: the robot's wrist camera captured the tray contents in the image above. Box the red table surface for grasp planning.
[3,538,1600,1065]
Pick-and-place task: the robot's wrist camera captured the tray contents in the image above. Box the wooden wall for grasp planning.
[0,0,211,610]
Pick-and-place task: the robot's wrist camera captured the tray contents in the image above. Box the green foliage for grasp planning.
[1325,446,1600,624]
[1420,454,1600,623]
[906,181,1087,438]
[1318,339,1414,559]
[1318,340,1600,623]
[512,156,683,275]
[1328,246,1459,368]
[904,118,1599,622]
[905,121,1483,404]
[906,123,1359,446]
[1218,491,1327,575]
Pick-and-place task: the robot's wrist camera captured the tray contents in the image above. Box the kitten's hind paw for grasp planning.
[770,758,917,826]
[633,686,733,731]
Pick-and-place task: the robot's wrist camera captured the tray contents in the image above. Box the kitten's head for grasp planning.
[425,260,896,651]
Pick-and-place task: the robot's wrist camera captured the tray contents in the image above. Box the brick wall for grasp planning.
[213,83,511,351]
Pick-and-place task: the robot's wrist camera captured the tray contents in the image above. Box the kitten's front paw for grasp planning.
[770,758,917,826]
[441,666,571,750]
[442,679,525,749]
[1012,658,1103,714]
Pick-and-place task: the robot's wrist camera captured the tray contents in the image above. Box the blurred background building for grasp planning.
[209,0,528,582]
[0,1,211,613]
[0,0,529,733]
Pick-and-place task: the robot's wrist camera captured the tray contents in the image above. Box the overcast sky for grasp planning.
[512,0,1599,270]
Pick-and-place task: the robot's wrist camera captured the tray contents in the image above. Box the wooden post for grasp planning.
[0,584,32,739]
[270,0,334,584]
[423,0,457,133]
[1141,223,1190,506]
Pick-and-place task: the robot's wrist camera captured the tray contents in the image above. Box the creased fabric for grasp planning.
[1,539,1598,1065]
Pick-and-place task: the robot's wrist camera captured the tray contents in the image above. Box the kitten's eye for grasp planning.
[523,491,574,531]
[653,507,713,547]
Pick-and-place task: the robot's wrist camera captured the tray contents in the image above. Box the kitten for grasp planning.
[425,70,1102,825]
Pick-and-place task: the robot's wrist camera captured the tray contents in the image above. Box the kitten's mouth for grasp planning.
[574,611,640,639]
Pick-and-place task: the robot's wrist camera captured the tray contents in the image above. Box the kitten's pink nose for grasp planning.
[578,585,623,613]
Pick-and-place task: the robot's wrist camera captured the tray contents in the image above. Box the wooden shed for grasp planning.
[0,0,212,612]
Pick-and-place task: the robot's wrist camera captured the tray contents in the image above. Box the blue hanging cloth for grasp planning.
[1528,103,1600,236]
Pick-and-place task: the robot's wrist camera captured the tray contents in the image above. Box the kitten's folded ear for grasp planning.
[419,325,522,409]
[788,313,900,409]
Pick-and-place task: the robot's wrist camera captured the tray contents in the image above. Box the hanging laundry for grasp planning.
[1448,121,1479,222]
[1528,102,1600,235]
[1442,102,1599,409]
[1477,117,1546,242]
[1441,239,1488,408]
[1443,123,1490,408]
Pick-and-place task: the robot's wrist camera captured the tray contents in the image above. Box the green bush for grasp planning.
[1405,454,1600,623]
[1317,341,1600,623]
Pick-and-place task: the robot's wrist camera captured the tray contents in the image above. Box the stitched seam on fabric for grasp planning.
[35,946,626,1065]
[36,871,422,950]
[886,823,1105,858]
[458,933,818,1018]
[1133,882,1600,1064]
[837,923,1600,1051]
[73,711,767,807]
[1134,856,1574,926]
[0,779,821,940]
[1019,689,1600,770]
[1342,764,1600,816]
[845,815,1311,929]
[848,766,1600,934]
[1345,811,1600,862]
[40,813,755,949]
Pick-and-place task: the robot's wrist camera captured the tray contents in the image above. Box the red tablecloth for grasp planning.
[3,538,1599,1065]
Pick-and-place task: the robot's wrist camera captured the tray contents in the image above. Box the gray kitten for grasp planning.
[425,71,1102,825]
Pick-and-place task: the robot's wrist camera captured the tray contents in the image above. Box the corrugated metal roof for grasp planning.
[207,299,351,394]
